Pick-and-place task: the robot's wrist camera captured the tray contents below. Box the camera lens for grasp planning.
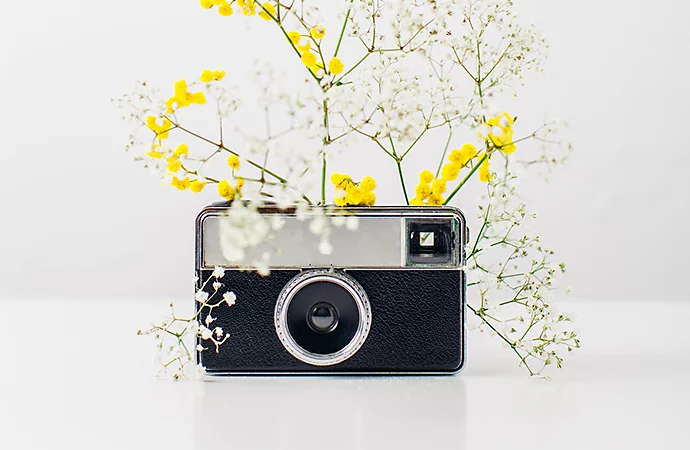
[307,302,339,333]
[275,271,371,366]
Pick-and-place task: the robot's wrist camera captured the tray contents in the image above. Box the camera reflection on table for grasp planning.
[193,377,466,450]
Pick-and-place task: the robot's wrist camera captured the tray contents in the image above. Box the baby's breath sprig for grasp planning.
[137,267,237,380]
[466,173,580,376]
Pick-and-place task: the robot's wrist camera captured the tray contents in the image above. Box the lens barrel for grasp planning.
[274,270,371,366]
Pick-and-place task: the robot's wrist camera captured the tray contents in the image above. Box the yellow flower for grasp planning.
[236,176,245,191]
[218,180,236,200]
[415,183,431,200]
[410,197,425,206]
[171,176,191,191]
[288,31,301,45]
[331,173,375,206]
[419,170,434,184]
[297,41,311,54]
[441,163,460,181]
[227,154,240,170]
[362,191,376,206]
[258,3,275,20]
[168,80,206,111]
[145,116,173,140]
[330,172,353,189]
[310,25,326,39]
[345,185,363,205]
[146,149,163,159]
[479,153,492,182]
[167,159,182,173]
[431,178,447,196]
[449,143,477,166]
[213,70,226,81]
[328,57,344,75]
[200,70,214,83]
[301,52,317,68]
[479,112,517,154]
[174,144,189,157]
[218,4,233,16]
[237,0,256,16]
[360,176,376,192]
[190,180,206,193]
[427,194,444,206]
[200,0,213,9]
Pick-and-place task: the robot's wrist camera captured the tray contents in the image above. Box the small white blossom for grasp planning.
[204,314,216,326]
[214,327,224,339]
[195,290,209,303]
[223,292,237,307]
[199,325,213,340]
[212,266,226,279]
[212,281,222,291]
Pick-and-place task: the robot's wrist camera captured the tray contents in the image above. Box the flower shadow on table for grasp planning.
[193,376,467,450]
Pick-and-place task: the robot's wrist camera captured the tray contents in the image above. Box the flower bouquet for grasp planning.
[121,0,579,378]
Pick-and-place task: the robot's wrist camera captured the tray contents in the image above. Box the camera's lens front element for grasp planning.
[275,270,372,366]
[307,302,339,333]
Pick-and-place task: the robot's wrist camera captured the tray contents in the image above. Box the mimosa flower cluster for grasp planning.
[120,0,577,378]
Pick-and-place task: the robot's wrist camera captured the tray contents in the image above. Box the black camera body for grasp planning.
[195,204,467,375]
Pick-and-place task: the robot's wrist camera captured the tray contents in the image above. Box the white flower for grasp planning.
[212,266,225,279]
[196,344,206,352]
[214,327,224,339]
[199,325,213,340]
[204,314,216,326]
[212,281,222,291]
[319,240,333,255]
[345,216,359,231]
[195,290,209,303]
[223,292,237,307]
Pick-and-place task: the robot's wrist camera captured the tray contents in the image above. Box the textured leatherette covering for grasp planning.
[197,269,465,374]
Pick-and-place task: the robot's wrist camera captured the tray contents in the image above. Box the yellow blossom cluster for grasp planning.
[171,176,207,193]
[216,155,243,201]
[217,177,244,201]
[201,0,276,19]
[478,152,492,182]
[479,112,517,154]
[297,40,322,73]
[146,116,173,140]
[165,80,206,114]
[236,0,257,16]
[200,69,226,83]
[258,2,276,20]
[331,173,377,206]
[410,144,479,206]
[200,0,234,16]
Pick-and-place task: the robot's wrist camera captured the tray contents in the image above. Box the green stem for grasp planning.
[435,127,454,178]
[321,151,327,204]
[443,153,488,205]
[334,52,370,84]
[334,3,353,58]
[397,160,410,205]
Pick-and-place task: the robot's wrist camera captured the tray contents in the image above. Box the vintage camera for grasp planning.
[195,204,467,375]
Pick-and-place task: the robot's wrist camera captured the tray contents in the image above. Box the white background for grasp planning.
[1,0,689,302]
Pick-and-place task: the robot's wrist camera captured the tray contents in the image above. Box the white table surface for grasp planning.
[0,299,688,449]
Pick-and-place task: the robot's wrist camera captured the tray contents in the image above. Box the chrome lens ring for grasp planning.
[274,270,372,366]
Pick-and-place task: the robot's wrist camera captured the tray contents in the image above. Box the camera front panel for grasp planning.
[195,205,467,375]
[196,268,464,374]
